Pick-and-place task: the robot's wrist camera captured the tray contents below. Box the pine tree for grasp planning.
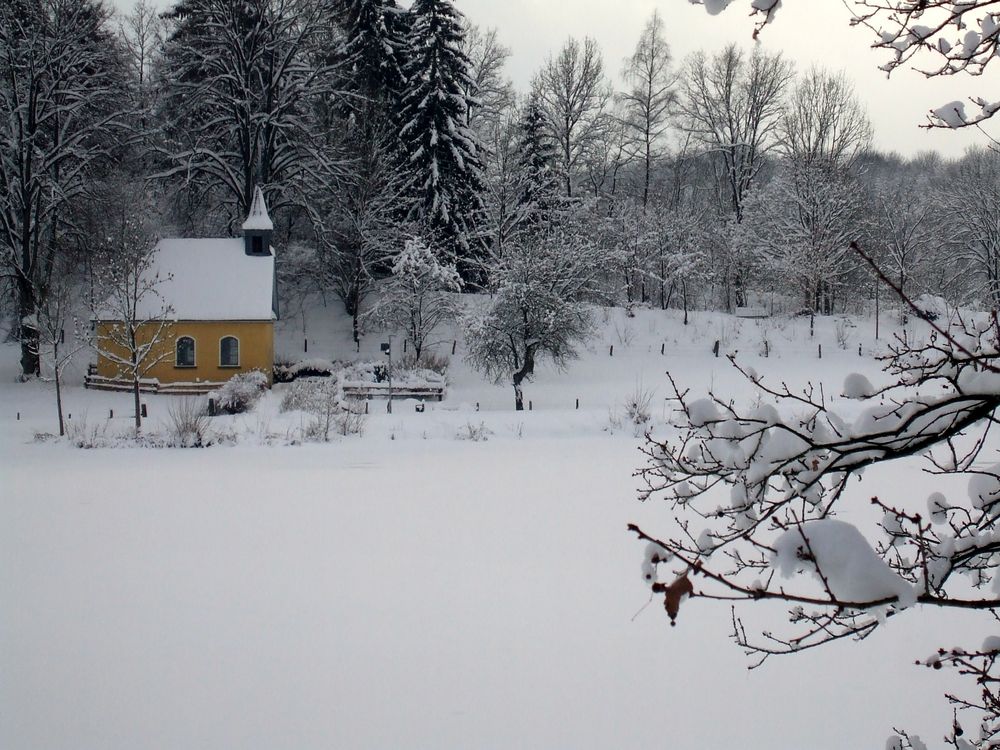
[515,94,559,221]
[337,0,408,114]
[398,0,485,269]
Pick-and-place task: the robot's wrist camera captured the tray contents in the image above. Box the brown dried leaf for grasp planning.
[663,574,694,626]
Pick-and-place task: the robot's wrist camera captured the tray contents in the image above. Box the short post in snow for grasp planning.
[476,402,480,412]
[529,400,533,411]
[713,340,720,358]
[381,336,393,414]
[452,340,457,355]
[858,343,863,357]
[109,409,113,419]
[208,398,216,417]
[660,343,664,356]
[818,344,823,359]
[764,340,769,358]
[609,345,614,357]
[304,338,308,353]
[575,398,579,410]
[140,403,147,419]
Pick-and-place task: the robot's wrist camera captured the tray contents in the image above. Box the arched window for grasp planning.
[175,336,196,367]
[220,336,240,367]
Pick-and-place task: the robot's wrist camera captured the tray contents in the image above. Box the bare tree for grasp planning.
[320,123,411,344]
[779,67,872,167]
[481,107,533,265]
[873,174,938,320]
[0,0,126,378]
[155,0,344,229]
[534,37,612,198]
[943,148,1000,308]
[460,23,515,136]
[741,162,869,314]
[619,10,675,208]
[91,203,173,432]
[678,44,793,222]
[34,264,86,437]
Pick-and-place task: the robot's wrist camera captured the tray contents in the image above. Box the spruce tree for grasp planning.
[337,0,408,114]
[515,94,559,222]
[398,0,485,268]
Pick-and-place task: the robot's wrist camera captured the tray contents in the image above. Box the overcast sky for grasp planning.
[115,0,999,158]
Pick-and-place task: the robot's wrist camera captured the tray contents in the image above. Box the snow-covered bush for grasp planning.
[398,350,450,376]
[281,377,366,441]
[212,370,268,414]
[273,359,335,383]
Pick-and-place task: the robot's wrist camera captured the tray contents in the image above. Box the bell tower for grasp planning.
[242,186,273,257]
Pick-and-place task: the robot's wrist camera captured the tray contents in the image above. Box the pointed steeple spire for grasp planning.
[242,186,273,256]
[242,186,273,231]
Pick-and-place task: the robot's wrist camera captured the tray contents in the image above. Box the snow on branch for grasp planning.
[633,296,1000,745]
[689,0,1000,130]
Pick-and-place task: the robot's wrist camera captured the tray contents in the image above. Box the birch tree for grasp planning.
[620,10,675,208]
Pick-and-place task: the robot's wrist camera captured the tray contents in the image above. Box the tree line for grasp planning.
[3,0,1000,387]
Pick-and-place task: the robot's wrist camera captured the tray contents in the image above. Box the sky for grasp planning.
[115,0,999,158]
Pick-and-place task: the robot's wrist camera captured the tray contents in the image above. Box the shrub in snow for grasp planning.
[624,383,654,427]
[212,370,268,414]
[455,421,491,442]
[281,377,366,441]
[166,397,211,447]
[273,359,336,383]
[66,415,111,449]
[913,294,949,322]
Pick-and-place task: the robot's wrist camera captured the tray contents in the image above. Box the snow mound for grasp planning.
[772,520,917,607]
[842,372,875,400]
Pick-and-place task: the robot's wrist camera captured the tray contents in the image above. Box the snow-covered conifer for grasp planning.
[398,0,486,270]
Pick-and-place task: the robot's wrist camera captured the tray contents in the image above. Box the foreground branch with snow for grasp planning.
[634,310,1000,748]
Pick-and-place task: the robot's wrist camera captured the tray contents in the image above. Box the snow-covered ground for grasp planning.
[1,302,981,749]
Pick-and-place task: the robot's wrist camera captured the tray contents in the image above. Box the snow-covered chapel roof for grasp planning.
[131,238,276,321]
[242,186,273,231]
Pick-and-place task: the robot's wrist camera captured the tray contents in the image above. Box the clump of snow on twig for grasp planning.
[772,520,917,607]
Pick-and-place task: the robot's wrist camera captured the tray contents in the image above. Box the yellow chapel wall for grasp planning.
[96,320,274,386]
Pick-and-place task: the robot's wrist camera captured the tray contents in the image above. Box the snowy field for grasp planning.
[1,303,985,749]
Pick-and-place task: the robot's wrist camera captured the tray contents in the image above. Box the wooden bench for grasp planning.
[341,383,445,402]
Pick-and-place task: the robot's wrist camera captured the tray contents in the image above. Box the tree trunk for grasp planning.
[133,376,142,432]
[682,278,689,326]
[17,277,39,378]
[55,345,65,437]
[512,347,535,411]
